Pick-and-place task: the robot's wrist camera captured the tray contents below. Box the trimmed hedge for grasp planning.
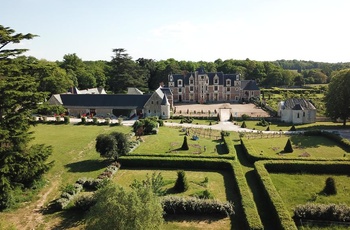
[254,160,350,229]
[221,135,236,159]
[230,161,264,230]
[241,136,350,163]
[119,156,263,230]
[254,161,297,230]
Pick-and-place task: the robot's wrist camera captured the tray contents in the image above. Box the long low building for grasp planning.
[48,87,171,119]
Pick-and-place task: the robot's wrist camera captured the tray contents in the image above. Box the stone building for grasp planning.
[168,67,260,103]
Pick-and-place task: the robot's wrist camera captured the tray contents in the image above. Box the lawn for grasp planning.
[269,173,350,215]
[113,169,234,202]
[235,120,346,132]
[132,126,231,156]
[245,135,349,159]
[113,168,235,230]
[0,124,132,230]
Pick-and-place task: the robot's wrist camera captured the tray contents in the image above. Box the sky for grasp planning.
[2,0,350,63]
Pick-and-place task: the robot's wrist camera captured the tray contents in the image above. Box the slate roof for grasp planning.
[281,98,316,110]
[59,94,152,109]
[160,87,173,96]
[241,80,259,90]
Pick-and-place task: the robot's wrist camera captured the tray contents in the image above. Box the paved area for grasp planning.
[173,103,270,118]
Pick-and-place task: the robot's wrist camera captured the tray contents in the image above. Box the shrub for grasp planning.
[266,126,270,131]
[181,136,189,150]
[290,125,296,131]
[63,116,70,124]
[173,170,189,192]
[81,117,86,124]
[323,177,337,195]
[256,118,269,127]
[162,196,234,216]
[241,121,247,128]
[74,194,96,211]
[241,114,250,120]
[93,117,98,124]
[294,203,350,222]
[284,139,293,153]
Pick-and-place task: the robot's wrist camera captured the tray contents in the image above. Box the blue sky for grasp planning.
[3,0,350,62]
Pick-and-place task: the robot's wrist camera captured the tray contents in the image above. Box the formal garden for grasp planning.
[0,116,350,229]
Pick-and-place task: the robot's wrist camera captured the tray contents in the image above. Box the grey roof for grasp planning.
[282,98,316,110]
[241,80,259,90]
[160,87,173,95]
[59,94,152,109]
[161,95,169,105]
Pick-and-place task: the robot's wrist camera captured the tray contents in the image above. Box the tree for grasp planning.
[95,134,117,159]
[181,136,189,150]
[108,48,148,93]
[0,25,53,208]
[325,69,350,126]
[173,170,189,192]
[86,183,163,230]
[0,25,37,60]
[284,139,293,153]
[110,132,129,158]
[95,132,128,160]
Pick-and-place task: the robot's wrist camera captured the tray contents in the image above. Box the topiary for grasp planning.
[323,177,337,195]
[241,121,247,128]
[284,138,293,153]
[173,170,189,192]
[290,125,296,131]
[181,136,189,150]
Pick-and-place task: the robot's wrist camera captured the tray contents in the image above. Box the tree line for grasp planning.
[2,49,350,100]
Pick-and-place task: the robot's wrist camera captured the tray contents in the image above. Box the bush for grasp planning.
[241,121,247,128]
[323,177,337,195]
[290,125,296,131]
[173,170,189,192]
[64,116,70,124]
[93,117,98,124]
[81,117,86,124]
[294,203,350,222]
[256,118,269,127]
[241,114,250,120]
[74,194,96,211]
[162,196,234,216]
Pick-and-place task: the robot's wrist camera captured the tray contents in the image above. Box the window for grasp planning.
[227,87,230,92]
[148,110,151,113]
[235,87,239,91]
[151,101,153,104]
[214,86,218,91]
[214,78,219,84]
[190,86,194,92]
[178,79,182,86]
[226,95,230,100]
[189,78,194,84]
[235,96,239,100]
[297,113,300,118]
[226,79,231,86]
[156,101,158,105]
[178,88,182,93]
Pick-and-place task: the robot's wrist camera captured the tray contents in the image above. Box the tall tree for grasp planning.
[324,69,350,126]
[108,48,148,93]
[0,25,53,208]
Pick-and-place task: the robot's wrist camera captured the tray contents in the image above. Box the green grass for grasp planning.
[166,118,218,126]
[245,135,348,159]
[269,173,350,216]
[132,126,231,156]
[235,120,346,131]
[27,123,133,205]
[113,169,235,202]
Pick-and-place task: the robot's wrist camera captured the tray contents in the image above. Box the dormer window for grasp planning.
[169,75,173,81]
[226,79,231,87]
[214,76,219,84]
[189,77,194,85]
